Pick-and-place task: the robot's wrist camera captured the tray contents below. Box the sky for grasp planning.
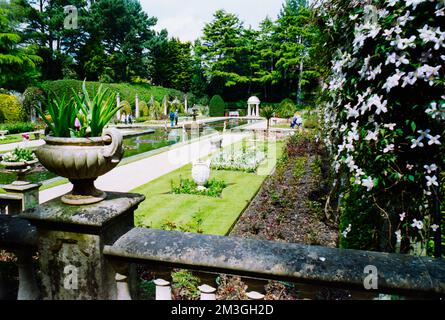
[140,0,285,42]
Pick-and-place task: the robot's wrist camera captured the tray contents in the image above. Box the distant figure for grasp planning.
[124,115,128,125]
[291,114,302,129]
[128,114,133,125]
[169,111,175,127]
[174,109,179,126]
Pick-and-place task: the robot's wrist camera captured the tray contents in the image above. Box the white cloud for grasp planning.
[140,0,283,42]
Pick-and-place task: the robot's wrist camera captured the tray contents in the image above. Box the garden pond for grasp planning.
[0,118,257,185]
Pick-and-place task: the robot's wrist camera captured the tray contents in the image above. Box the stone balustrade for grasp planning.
[0,192,444,300]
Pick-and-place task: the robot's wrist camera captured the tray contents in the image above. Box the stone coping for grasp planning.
[21,192,145,230]
[104,228,445,297]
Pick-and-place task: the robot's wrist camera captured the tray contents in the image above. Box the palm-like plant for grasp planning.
[36,81,121,138]
[260,105,276,130]
[72,82,121,137]
[36,92,79,138]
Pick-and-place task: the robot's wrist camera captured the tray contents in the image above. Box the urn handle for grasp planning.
[102,128,123,164]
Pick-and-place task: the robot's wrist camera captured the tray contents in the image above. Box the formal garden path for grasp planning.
[39,120,267,203]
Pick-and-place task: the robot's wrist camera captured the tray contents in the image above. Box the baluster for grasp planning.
[246,291,265,300]
[153,278,172,300]
[115,273,132,300]
[198,284,216,300]
[15,249,40,300]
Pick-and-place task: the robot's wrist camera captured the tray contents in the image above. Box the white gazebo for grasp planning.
[247,96,260,117]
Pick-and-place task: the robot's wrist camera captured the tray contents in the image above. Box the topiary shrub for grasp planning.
[0,94,28,123]
[120,100,132,116]
[139,101,149,117]
[150,100,164,120]
[209,95,225,117]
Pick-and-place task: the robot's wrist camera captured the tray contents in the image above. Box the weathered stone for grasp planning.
[104,228,445,297]
[0,215,37,250]
[21,192,144,300]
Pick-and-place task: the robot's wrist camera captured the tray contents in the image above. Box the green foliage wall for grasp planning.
[40,80,184,108]
[209,95,225,117]
[0,94,28,123]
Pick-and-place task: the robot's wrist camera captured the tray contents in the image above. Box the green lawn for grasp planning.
[132,141,283,235]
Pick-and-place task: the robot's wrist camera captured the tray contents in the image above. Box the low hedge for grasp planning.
[0,122,38,134]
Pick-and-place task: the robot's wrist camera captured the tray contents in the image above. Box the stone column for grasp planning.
[135,94,139,119]
[21,192,145,300]
[116,93,121,122]
[247,104,251,117]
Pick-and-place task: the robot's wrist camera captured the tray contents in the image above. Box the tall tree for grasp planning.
[0,2,41,90]
[199,10,250,98]
[86,0,157,82]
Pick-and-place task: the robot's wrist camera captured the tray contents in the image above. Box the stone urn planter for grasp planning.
[35,128,124,205]
[191,160,211,188]
[0,159,38,186]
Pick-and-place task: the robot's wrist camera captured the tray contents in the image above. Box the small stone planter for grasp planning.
[0,159,38,185]
[35,128,123,205]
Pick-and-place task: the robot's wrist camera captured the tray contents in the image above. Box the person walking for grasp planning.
[169,110,175,127]
[174,109,179,126]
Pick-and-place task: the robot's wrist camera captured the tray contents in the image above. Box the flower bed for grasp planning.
[211,148,266,173]
[171,177,227,198]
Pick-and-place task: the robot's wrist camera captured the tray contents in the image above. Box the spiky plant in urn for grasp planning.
[35,82,124,205]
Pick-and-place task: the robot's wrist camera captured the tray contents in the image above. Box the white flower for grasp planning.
[428,135,441,145]
[406,164,414,170]
[361,176,374,191]
[397,11,415,26]
[384,123,396,130]
[431,224,439,232]
[411,219,424,230]
[411,138,424,148]
[387,0,398,6]
[385,52,409,67]
[417,129,431,140]
[383,28,395,40]
[383,144,394,153]
[405,0,427,10]
[382,70,405,92]
[368,94,388,114]
[416,65,442,84]
[367,64,382,80]
[365,130,378,141]
[426,175,439,187]
[350,14,359,21]
[395,230,402,243]
[401,72,417,87]
[342,224,352,238]
[424,164,438,174]
[390,35,416,50]
[400,212,406,221]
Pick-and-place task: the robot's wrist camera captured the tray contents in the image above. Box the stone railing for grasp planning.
[1,192,445,300]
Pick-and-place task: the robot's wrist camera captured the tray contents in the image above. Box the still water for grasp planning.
[0,119,256,185]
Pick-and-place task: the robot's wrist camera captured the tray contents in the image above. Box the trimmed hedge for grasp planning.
[0,122,37,134]
[209,95,225,117]
[40,80,185,107]
[0,94,28,123]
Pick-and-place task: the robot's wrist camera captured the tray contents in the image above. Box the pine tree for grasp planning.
[0,3,41,90]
